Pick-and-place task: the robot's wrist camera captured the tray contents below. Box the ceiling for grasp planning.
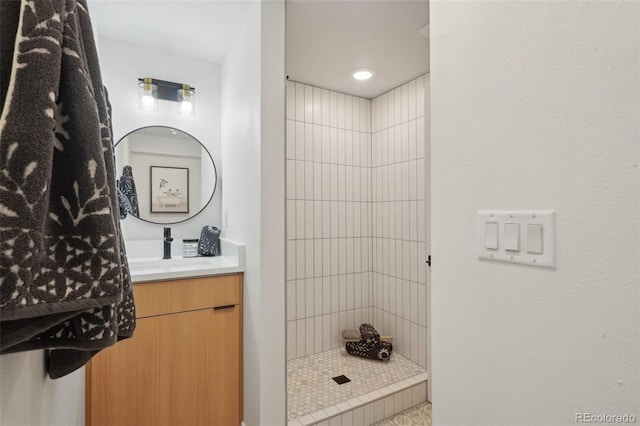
[135,126,195,141]
[91,0,254,64]
[91,0,429,99]
[286,0,429,99]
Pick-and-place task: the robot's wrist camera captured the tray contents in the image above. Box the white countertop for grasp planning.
[125,239,245,283]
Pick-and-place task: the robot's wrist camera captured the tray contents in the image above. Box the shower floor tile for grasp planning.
[287,348,426,421]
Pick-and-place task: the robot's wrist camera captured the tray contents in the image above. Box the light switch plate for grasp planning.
[477,210,555,268]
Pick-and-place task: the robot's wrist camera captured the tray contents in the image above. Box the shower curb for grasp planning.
[289,372,428,426]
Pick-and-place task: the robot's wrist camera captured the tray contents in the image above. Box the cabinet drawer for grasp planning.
[133,274,241,318]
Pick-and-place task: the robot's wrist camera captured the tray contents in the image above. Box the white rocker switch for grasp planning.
[504,223,520,252]
[484,222,498,250]
[527,224,543,254]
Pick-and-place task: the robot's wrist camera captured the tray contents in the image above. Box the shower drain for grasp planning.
[332,375,351,385]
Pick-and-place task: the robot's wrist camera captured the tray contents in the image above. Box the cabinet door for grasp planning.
[89,306,240,426]
[208,304,241,426]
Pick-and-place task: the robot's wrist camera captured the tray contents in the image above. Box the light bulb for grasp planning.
[177,84,195,116]
[180,100,193,113]
[142,93,155,106]
[138,78,158,111]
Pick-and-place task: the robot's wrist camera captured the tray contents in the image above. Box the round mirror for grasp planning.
[114,126,217,224]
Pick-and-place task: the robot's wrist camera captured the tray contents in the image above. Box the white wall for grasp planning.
[221,1,286,424]
[259,2,286,423]
[99,37,222,244]
[221,3,260,424]
[285,81,374,360]
[221,3,261,424]
[431,2,639,425]
[0,352,84,426]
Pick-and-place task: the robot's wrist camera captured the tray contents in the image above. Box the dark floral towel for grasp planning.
[346,323,393,361]
[0,0,135,378]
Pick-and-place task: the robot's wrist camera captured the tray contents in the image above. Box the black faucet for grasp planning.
[163,227,173,259]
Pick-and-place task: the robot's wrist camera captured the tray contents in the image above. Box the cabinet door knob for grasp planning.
[213,304,235,311]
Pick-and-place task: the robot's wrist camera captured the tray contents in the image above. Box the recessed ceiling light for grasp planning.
[353,70,373,81]
[170,129,177,135]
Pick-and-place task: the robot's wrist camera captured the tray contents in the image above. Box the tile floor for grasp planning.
[373,402,432,426]
[287,347,426,421]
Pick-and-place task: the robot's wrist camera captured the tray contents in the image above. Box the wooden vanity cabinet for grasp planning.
[86,273,243,426]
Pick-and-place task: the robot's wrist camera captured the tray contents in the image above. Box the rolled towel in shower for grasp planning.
[345,323,393,361]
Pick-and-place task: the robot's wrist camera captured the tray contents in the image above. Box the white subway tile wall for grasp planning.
[286,81,374,361]
[286,75,428,369]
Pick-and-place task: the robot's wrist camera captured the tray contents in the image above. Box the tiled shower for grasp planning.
[286,75,428,425]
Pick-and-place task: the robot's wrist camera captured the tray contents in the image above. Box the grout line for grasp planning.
[285,110,423,130]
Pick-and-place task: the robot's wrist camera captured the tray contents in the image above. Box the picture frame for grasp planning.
[150,166,189,213]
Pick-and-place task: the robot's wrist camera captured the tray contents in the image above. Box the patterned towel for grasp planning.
[118,165,139,218]
[345,323,393,361]
[0,0,135,378]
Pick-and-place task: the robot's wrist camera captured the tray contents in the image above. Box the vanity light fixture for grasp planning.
[353,69,374,81]
[137,78,196,116]
[138,77,158,111]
